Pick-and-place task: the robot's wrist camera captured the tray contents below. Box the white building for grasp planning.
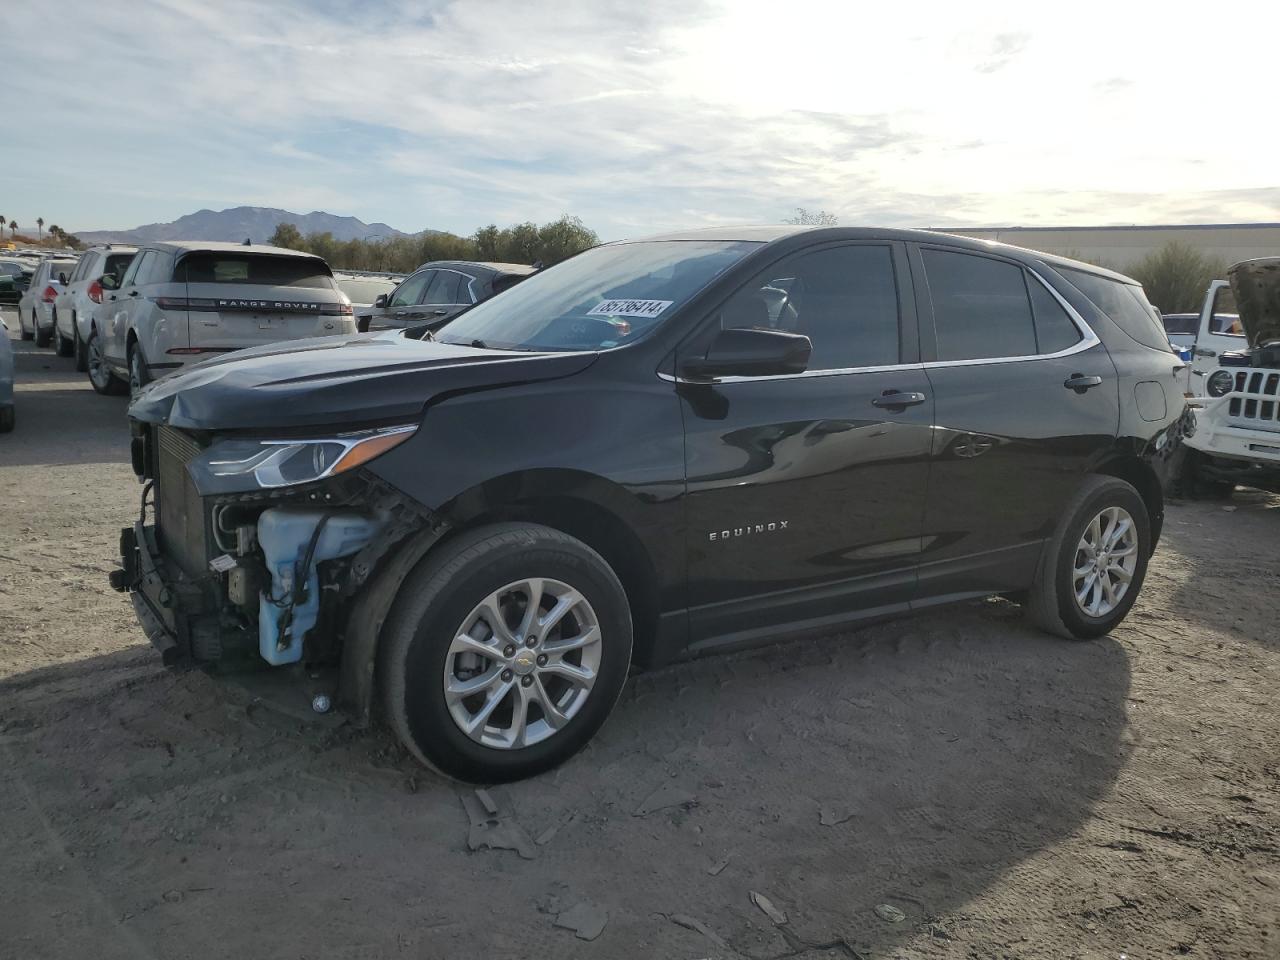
[940,223,1280,271]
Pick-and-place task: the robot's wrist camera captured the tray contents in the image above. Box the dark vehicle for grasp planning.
[357,260,536,332]
[113,226,1184,782]
[0,257,32,305]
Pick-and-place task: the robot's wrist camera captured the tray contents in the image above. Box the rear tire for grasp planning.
[20,310,33,341]
[34,311,52,348]
[86,328,127,396]
[55,312,74,357]
[380,523,633,782]
[73,320,88,372]
[128,341,151,397]
[1026,476,1151,640]
[1172,448,1234,500]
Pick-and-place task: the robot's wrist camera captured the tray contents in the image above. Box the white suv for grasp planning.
[1179,258,1280,496]
[86,241,356,396]
[53,244,138,369]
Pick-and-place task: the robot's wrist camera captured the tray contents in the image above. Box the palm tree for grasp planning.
[37,217,44,238]
[0,215,5,240]
[8,219,16,237]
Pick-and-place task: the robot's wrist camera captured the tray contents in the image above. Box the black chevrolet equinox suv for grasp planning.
[114,226,1184,781]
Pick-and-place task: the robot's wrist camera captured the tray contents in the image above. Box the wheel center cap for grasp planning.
[512,650,537,676]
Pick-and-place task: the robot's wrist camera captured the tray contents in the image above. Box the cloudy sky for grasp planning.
[4,0,1278,239]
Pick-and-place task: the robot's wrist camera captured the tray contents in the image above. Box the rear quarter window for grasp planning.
[179,254,334,288]
[1060,267,1169,350]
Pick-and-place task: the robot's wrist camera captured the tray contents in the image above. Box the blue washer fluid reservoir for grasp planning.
[256,508,384,666]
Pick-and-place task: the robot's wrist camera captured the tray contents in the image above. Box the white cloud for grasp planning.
[3,0,1277,237]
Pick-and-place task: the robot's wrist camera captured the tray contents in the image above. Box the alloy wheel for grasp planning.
[1072,506,1138,617]
[443,577,601,749]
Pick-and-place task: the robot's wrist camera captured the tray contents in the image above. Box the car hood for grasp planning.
[1228,257,1280,348]
[129,331,597,431]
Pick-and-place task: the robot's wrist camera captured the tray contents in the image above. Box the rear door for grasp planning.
[421,268,475,323]
[911,245,1119,598]
[180,252,346,350]
[106,251,149,366]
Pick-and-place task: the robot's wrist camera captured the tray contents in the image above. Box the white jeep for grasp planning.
[1177,257,1280,497]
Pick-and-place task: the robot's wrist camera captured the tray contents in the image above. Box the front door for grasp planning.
[1190,280,1247,394]
[909,245,1120,598]
[679,241,933,650]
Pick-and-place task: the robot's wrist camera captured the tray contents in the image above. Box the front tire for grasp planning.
[127,341,151,397]
[1026,476,1151,640]
[380,523,633,782]
[86,328,127,396]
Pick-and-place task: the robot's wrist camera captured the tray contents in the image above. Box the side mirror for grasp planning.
[679,327,812,380]
[58,271,69,285]
[99,273,118,291]
[373,293,389,309]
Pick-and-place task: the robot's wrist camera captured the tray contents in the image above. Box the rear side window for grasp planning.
[1028,278,1083,354]
[180,253,333,288]
[425,270,464,305]
[1060,268,1169,350]
[923,249,1036,361]
[71,254,95,282]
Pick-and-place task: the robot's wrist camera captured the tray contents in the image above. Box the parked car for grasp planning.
[1176,257,1280,496]
[357,260,535,332]
[333,272,402,322]
[17,257,77,347]
[0,314,14,432]
[0,257,31,305]
[112,225,1183,782]
[53,244,138,368]
[86,241,356,397]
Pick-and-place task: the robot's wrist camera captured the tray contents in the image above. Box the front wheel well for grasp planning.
[1094,457,1164,550]
[442,498,661,665]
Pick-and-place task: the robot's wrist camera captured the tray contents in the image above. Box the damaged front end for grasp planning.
[111,420,444,718]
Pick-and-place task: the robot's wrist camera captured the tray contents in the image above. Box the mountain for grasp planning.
[76,206,415,245]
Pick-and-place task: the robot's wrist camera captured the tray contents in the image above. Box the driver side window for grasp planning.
[119,252,148,289]
[390,270,432,308]
[718,244,900,371]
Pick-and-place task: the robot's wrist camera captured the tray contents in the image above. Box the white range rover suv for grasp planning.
[87,241,355,397]
[1179,257,1280,496]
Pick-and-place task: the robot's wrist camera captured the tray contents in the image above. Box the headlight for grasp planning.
[190,424,416,493]
[1207,370,1234,398]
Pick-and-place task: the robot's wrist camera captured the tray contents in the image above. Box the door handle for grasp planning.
[1064,373,1102,393]
[432,308,448,316]
[871,390,927,409]
[1195,348,1216,358]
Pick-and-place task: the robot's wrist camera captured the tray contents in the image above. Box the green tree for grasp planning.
[784,207,838,226]
[535,215,598,265]
[1125,241,1226,314]
[268,222,305,250]
[473,224,501,261]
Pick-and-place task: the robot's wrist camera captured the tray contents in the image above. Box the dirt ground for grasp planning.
[1,309,1277,960]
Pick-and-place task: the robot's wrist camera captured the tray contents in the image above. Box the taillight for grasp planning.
[88,280,103,303]
[41,286,58,303]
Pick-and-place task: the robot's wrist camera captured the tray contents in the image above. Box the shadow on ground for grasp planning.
[1,601,1131,959]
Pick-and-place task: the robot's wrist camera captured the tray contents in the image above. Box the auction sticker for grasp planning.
[586,299,673,319]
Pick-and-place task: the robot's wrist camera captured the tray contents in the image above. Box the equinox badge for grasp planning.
[709,521,789,542]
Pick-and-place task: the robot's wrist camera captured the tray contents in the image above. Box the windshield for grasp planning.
[337,277,397,304]
[436,240,760,351]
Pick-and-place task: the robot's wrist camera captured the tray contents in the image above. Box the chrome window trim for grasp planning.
[660,264,1101,384]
